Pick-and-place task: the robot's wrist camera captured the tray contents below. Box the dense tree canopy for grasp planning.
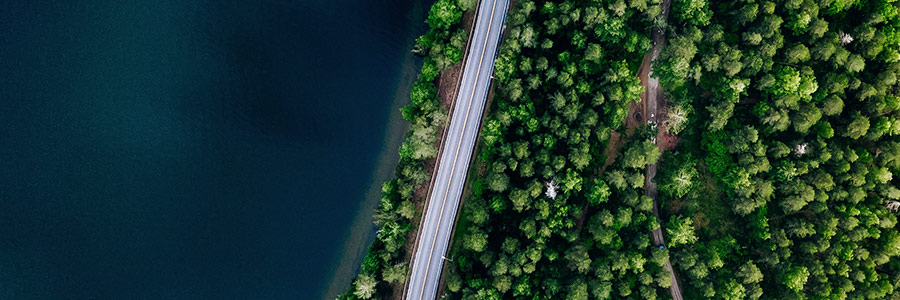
[654,0,900,298]
[444,0,670,299]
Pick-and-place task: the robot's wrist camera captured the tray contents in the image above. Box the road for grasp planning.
[644,0,682,299]
[404,0,509,299]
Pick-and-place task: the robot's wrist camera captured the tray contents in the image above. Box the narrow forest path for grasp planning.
[639,0,683,299]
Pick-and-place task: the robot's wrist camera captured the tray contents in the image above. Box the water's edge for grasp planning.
[319,3,425,296]
[320,56,419,299]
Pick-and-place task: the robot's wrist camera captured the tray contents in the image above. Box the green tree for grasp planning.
[651,247,669,267]
[657,268,673,288]
[567,279,589,300]
[585,43,603,62]
[707,101,734,130]
[655,35,698,88]
[665,103,691,134]
[623,141,661,169]
[487,171,510,192]
[382,263,408,284]
[398,200,415,220]
[673,0,711,26]
[844,113,870,139]
[737,261,763,284]
[353,273,377,299]
[666,216,698,247]
[792,103,822,134]
[588,178,611,205]
[591,280,614,299]
[721,279,746,299]
[464,227,489,252]
[457,0,477,11]
[783,265,809,292]
[846,54,866,73]
[566,244,592,274]
[736,3,758,25]
[446,270,463,292]
[509,188,530,212]
[660,153,698,199]
[426,0,462,31]
[785,44,810,63]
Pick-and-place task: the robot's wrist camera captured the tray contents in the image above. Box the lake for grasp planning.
[0,0,427,298]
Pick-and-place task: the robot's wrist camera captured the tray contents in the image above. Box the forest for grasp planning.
[653,0,900,298]
[443,0,673,298]
[345,0,900,299]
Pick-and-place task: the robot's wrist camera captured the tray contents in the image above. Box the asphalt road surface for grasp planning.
[404,0,509,299]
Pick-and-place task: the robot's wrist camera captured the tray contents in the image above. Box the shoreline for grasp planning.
[318,43,421,299]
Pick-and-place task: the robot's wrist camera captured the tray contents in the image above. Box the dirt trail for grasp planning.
[639,0,684,299]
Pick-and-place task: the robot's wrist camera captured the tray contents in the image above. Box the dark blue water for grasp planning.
[0,0,425,298]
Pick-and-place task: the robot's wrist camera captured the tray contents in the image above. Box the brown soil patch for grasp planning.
[659,132,680,151]
[631,52,653,131]
[416,158,437,201]
[636,51,652,100]
[436,6,477,111]
[438,63,464,109]
[601,131,624,172]
[624,100,644,135]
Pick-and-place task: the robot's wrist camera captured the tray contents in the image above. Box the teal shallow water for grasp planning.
[0,0,425,298]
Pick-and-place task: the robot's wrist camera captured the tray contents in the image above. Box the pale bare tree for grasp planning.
[353,274,377,299]
[794,143,808,156]
[886,201,900,213]
[545,178,559,199]
[665,105,689,135]
[839,32,854,45]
